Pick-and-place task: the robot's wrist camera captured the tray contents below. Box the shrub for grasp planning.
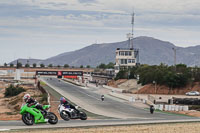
[115,70,128,80]
[4,84,25,97]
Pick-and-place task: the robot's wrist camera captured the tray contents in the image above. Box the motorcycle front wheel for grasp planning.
[47,112,58,124]
[80,111,87,120]
[22,113,34,125]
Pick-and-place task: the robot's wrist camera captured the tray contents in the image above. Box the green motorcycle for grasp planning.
[20,103,58,125]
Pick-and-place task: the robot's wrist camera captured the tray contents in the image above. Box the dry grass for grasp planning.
[2,122,200,133]
[0,85,43,120]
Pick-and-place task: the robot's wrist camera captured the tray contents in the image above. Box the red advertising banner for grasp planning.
[64,75,78,79]
[58,71,62,76]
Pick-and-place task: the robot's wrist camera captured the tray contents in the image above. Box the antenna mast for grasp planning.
[131,11,134,49]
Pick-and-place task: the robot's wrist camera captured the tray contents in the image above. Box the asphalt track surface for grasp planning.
[41,77,196,120]
[1,77,200,130]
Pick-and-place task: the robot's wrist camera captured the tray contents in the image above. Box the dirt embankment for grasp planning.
[0,85,43,120]
[108,79,200,95]
[107,79,128,88]
[138,82,200,95]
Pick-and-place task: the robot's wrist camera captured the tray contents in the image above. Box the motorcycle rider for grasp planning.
[101,95,104,101]
[23,94,47,116]
[150,105,155,114]
[60,97,78,112]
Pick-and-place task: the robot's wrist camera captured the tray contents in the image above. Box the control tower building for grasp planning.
[115,12,139,73]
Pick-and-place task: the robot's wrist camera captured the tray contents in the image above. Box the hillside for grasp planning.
[41,36,200,67]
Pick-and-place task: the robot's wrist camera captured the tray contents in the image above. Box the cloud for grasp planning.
[78,0,97,3]
[0,0,200,64]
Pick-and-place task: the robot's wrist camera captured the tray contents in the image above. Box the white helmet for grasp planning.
[23,94,30,102]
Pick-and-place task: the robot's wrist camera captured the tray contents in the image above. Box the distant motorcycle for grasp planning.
[58,104,87,121]
[150,105,155,114]
[101,95,104,101]
[20,104,58,125]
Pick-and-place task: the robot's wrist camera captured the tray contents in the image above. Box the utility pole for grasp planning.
[172,48,176,71]
[127,11,135,49]
[27,59,29,82]
[153,81,157,94]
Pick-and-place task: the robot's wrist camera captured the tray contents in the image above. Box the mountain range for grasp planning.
[9,36,200,67]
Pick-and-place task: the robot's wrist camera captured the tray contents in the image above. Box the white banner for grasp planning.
[0,70,7,75]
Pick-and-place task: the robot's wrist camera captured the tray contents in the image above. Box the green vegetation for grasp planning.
[4,84,25,97]
[64,64,69,68]
[86,65,90,68]
[40,81,46,86]
[10,63,14,67]
[4,63,7,67]
[97,62,114,69]
[32,63,37,68]
[115,64,200,89]
[80,65,84,68]
[115,70,128,80]
[17,62,22,68]
[25,63,30,68]
[40,64,45,68]
[48,64,53,67]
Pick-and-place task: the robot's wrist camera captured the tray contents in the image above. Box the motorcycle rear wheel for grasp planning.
[22,113,34,125]
[60,110,70,121]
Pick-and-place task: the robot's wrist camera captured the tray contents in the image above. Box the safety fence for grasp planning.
[154,104,189,111]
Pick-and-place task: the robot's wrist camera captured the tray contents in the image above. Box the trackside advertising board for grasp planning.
[36,71,83,76]
[62,71,83,76]
[36,71,57,75]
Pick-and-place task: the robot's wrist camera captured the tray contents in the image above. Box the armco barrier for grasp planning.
[183,106,189,111]
[165,105,169,111]
[159,105,163,111]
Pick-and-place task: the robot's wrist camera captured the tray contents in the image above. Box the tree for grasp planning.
[25,63,30,68]
[129,66,138,79]
[193,67,200,82]
[4,63,7,67]
[57,65,60,68]
[48,64,53,67]
[80,65,84,68]
[86,65,90,68]
[97,63,106,69]
[40,64,45,68]
[32,63,37,68]
[115,70,128,80]
[17,62,22,68]
[10,63,14,67]
[106,62,114,69]
[64,64,69,68]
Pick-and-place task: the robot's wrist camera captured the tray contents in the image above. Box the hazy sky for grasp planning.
[0,0,200,64]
